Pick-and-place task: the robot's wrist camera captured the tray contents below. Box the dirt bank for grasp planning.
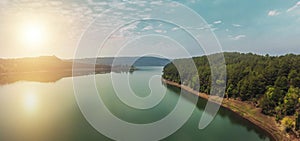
[162,79,292,141]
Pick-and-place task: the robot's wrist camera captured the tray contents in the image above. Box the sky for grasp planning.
[0,0,299,59]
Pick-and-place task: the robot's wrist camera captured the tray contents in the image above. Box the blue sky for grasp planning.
[178,0,300,55]
[0,0,299,58]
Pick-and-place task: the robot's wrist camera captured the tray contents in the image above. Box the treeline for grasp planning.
[0,56,72,73]
[0,56,112,74]
[162,52,300,129]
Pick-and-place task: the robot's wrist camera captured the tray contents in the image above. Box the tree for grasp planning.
[281,117,294,132]
[226,84,234,98]
[263,63,278,86]
[296,112,300,131]
[288,70,300,87]
[274,76,289,92]
[283,87,300,115]
[238,77,251,101]
[261,86,277,115]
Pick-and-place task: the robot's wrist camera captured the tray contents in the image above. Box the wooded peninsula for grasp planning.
[162,52,300,140]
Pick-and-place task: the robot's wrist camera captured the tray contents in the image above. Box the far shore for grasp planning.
[162,78,292,141]
[0,66,136,76]
[0,68,110,75]
[0,67,134,85]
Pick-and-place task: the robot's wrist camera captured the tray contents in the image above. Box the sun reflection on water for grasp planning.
[24,92,38,113]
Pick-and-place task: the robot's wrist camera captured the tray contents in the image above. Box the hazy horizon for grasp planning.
[2,51,300,60]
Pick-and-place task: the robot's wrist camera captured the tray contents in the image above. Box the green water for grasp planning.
[0,67,271,141]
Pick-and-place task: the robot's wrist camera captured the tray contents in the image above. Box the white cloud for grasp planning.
[230,35,246,40]
[86,0,108,6]
[171,27,180,31]
[213,20,222,24]
[150,1,163,5]
[268,10,280,16]
[48,1,63,6]
[154,30,167,33]
[185,24,212,30]
[143,26,153,31]
[232,24,241,27]
[287,1,300,12]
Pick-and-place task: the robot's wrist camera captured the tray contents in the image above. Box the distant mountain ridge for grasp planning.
[72,56,171,67]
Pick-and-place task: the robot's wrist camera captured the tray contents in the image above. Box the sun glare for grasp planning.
[21,22,46,47]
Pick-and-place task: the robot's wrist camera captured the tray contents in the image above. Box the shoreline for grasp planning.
[162,78,290,141]
[0,68,133,85]
[0,67,135,75]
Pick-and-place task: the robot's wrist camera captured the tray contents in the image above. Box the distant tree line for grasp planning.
[0,56,112,74]
[163,52,300,130]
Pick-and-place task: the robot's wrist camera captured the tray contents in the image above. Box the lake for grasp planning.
[0,67,271,141]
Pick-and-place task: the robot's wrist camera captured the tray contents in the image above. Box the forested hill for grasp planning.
[72,56,170,67]
[0,56,111,74]
[162,52,300,124]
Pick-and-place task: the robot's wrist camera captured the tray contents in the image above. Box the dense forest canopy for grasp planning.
[163,52,300,121]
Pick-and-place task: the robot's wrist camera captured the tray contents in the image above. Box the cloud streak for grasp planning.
[232,24,241,27]
[213,20,222,24]
[287,1,300,12]
[268,10,280,16]
[230,35,246,40]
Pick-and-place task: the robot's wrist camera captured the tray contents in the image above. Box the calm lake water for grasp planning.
[0,67,271,141]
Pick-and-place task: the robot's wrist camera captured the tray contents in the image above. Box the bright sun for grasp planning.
[21,22,46,47]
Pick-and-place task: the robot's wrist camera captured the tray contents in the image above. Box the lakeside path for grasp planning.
[162,79,292,141]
